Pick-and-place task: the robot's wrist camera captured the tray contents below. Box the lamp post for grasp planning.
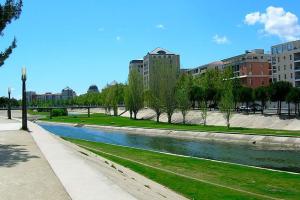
[7,87,11,119]
[21,67,28,131]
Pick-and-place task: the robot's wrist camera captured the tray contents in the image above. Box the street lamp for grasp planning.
[7,87,11,119]
[21,67,28,131]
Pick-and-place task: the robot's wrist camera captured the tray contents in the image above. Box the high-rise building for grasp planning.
[271,40,300,87]
[142,48,180,89]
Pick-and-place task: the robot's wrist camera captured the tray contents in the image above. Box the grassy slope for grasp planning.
[43,113,300,137]
[65,138,300,200]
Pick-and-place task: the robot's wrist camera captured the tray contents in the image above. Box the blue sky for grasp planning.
[1,0,300,98]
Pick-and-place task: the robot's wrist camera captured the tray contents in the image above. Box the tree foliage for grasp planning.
[0,0,23,67]
[219,68,234,128]
[125,68,144,119]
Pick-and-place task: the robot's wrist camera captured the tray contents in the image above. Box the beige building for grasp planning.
[143,48,180,89]
[271,40,300,87]
[129,48,180,90]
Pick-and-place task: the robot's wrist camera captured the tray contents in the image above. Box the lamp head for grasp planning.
[8,87,11,93]
[21,67,26,80]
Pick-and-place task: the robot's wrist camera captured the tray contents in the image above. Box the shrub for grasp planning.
[51,109,68,117]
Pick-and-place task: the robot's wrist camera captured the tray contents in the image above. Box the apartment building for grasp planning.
[188,61,224,77]
[129,48,180,90]
[187,49,271,88]
[222,49,271,88]
[271,40,300,87]
[26,87,76,103]
[143,48,180,89]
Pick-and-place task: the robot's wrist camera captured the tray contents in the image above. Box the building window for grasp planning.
[277,57,280,62]
[290,55,292,60]
[291,73,293,79]
[278,66,280,71]
[284,65,286,70]
[285,74,287,80]
[283,56,286,60]
[290,64,293,69]
[278,75,281,81]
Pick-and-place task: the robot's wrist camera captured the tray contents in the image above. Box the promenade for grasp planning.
[0,117,70,200]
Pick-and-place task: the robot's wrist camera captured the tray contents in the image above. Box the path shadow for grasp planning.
[0,144,39,168]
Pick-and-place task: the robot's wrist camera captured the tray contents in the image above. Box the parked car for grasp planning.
[237,105,251,112]
[249,103,262,112]
[208,103,219,110]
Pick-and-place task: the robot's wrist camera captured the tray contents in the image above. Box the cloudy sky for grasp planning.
[0,0,300,97]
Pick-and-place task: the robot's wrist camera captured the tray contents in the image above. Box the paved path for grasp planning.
[0,118,70,200]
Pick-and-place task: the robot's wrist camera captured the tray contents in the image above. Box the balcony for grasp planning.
[294,53,300,62]
[295,62,300,71]
[295,71,300,80]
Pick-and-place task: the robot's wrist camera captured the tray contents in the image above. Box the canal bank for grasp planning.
[39,121,300,150]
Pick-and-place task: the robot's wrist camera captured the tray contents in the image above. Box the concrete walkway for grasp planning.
[0,118,70,200]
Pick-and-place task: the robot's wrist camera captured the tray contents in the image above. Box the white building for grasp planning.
[271,40,300,87]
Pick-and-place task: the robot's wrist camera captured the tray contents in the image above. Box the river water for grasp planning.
[39,123,300,173]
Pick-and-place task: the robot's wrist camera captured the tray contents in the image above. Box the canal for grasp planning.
[39,122,300,173]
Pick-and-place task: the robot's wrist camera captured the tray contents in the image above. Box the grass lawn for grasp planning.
[28,109,49,117]
[65,138,300,200]
[43,113,300,137]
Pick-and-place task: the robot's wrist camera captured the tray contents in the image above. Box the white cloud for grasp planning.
[213,34,230,44]
[156,24,165,29]
[244,6,300,41]
[116,36,121,41]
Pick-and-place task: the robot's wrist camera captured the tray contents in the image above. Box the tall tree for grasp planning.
[219,68,234,128]
[0,0,23,67]
[176,74,192,124]
[160,59,178,123]
[147,59,164,122]
[126,68,144,119]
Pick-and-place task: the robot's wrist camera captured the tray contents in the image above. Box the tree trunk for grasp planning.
[277,101,280,114]
[261,101,264,114]
[167,113,172,124]
[134,111,137,120]
[227,116,230,129]
[182,112,186,124]
[288,102,290,116]
[129,110,133,119]
[156,112,160,122]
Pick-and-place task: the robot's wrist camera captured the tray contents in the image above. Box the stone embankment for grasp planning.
[69,108,300,131]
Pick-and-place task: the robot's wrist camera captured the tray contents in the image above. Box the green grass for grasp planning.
[43,113,300,137]
[28,109,49,116]
[65,138,300,200]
